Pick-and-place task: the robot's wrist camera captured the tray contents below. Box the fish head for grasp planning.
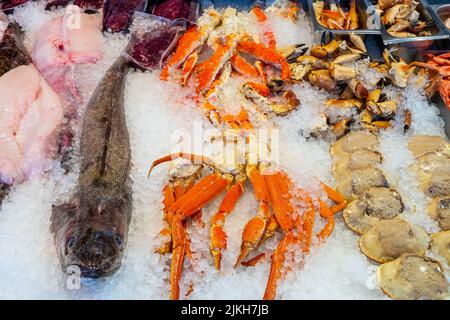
[53,197,129,278]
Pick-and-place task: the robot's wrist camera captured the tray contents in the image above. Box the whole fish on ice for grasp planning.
[51,57,132,278]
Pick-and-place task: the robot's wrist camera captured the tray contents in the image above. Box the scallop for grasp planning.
[431,231,450,265]
[343,187,404,234]
[336,167,388,200]
[417,152,450,176]
[421,175,450,198]
[428,196,450,230]
[408,135,447,158]
[377,254,449,300]
[359,218,429,263]
[331,130,379,160]
[333,149,383,179]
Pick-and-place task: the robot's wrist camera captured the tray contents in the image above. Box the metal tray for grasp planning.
[306,0,381,35]
[430,3,450,36]
[437,99,450,138]
[373,0,449,46]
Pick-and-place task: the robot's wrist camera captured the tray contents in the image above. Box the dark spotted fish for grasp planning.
[51,57,132,278]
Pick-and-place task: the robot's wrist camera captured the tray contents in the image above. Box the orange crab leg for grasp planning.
[155,184,177,255]
[237,41,291,80]
[210,180,245,269]
[317,199,335,241]
[295,190,315,253]
[251,6,277,49]
[264,172,295,231]
[203,100,223,125]
[241,252,266,267]
[316,183,347,240]
[230,54,259,78]
[251,6,267,22]
[194,35,237,94]
[320,182,347,214]
[235,165,273,266]
[161,26,205,81]
[348,0,358,30]
[244,81,271,97]
[439,79,450,108]
[263,231,294,300]
[180,52,198,86]
[170,214,187,300]
[170,174,229,218]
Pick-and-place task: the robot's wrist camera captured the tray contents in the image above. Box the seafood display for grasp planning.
[152,5,348,299]
[412,52,450,109]
[409,136,450,229]
[376,0,437,38]
[50,57,131,278]
[1,0,450,301]
[313,0,359,30]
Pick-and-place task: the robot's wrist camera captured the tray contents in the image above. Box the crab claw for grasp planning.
[235,215,268,268]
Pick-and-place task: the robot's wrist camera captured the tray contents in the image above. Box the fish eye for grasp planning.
[114,235,123,247]
[66,236,75,252]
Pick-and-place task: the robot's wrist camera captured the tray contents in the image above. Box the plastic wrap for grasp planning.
[125,13,185,70]
[103,0,148,32]
[0,0,28,11]
[151,0,198,21]
[125,12,186,70]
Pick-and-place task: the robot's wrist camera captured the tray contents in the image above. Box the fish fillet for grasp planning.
[0,64,64,185]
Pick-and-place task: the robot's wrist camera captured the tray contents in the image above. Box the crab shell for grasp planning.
[336,167,388,201]
[377,254,449,300]
[343,187,404,234]
[431,231,450,265]
[359,218,428,263]
[428,196,450,230]
[331,130,379,160]
[408,135,447,158]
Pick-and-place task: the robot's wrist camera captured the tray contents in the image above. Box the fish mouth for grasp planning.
[65,263,120,278]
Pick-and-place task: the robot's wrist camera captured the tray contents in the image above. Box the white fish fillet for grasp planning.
[32,5,102,106]
[0,64,64,185]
